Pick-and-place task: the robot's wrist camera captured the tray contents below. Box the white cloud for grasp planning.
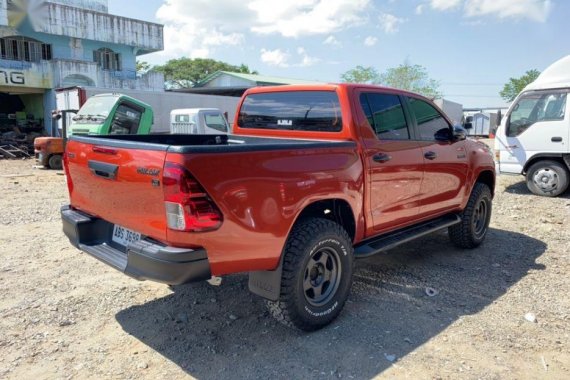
[364,36,378,46]
[249,0,371,37]
[415,4,425,15]
[156,0,251,58]
[464,0,552,22]
[378,12,407,34]
[260,48,290,67]
[323,35,342,47]
[296,47,320,67]
[430,0,461,10]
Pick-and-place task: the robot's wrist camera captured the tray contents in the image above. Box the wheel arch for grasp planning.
[248,198,357,301]
[523,154,570,175]
[476,169,496,196]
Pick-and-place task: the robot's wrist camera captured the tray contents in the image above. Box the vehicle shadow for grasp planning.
[115,228,545,379]
[504,179,570,198]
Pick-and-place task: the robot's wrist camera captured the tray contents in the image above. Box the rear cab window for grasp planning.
[359,93,410,140]
[238,91,342,132]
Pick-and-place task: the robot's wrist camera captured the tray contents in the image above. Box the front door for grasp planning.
[498,89,569,174]
[405,96,469,218]
[357,91,424,233]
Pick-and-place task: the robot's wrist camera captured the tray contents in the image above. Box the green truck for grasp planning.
[35,93,154,169]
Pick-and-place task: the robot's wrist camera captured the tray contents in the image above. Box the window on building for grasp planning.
[360,93,410,140]
[407,97,450,141]
[0,36,52,62]
[94,48,121,71]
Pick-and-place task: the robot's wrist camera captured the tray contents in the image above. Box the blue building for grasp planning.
[0,0,164,134]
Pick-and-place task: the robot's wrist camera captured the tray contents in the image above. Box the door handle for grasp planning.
[88,160,118,180]
[424,151,437,160]
[373,153,392,163]
[551,136,563,142]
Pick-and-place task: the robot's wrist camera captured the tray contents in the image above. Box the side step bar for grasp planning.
[354,214,461,258]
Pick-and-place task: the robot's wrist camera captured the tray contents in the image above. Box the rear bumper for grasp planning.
[61,206,211,285]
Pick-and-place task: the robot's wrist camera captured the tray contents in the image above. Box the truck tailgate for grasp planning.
[65,139,168,241]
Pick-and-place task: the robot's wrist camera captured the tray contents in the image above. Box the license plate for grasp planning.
[112,224,141,247]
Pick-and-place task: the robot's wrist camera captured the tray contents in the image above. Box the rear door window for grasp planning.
[359,93,410,140]
[238,91,342,132]
[407,97,450,140]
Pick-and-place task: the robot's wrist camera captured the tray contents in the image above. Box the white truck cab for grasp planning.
[495,55,570,197]
[170,108,230,135]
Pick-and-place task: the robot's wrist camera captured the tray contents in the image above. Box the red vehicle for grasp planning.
[61,84,495,331]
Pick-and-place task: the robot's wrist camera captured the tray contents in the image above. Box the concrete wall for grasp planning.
[49,0,108,13]
[0,0,6,27]
[41,3,163,52]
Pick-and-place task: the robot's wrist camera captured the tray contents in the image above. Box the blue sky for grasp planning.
[109,0,568,108]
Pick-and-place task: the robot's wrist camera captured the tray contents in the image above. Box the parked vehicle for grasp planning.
[495,55,570,197]
[61,84,496,331]
[55,86,240,134]
[34,94,154,169]
[170,108,230,134]
[434,98,463,126]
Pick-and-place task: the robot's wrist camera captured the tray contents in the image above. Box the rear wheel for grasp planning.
[449,182,492,249]
[48,154,63,170]
[526,160,569,197]
[266,218,354,331]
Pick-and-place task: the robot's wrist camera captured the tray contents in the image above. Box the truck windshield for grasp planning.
[238,91,342,132]
[73,96,119,124]
[507,91,567,136]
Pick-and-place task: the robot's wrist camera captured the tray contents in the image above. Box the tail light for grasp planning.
[162,162,222,232]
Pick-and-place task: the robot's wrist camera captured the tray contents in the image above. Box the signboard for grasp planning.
[0,67,52,88]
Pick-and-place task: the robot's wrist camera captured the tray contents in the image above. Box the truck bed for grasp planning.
[70,134,356,153]
[64,133,362,275]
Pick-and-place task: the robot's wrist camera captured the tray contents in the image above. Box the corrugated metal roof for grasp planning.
[196,71,322,87]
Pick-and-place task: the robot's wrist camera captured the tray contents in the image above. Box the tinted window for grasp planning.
[360,93,409,140]
[239,91,342,132]
[204,113,228,132]
[507,91,567,137]
[110,103,142,135]
[407,97,450,140]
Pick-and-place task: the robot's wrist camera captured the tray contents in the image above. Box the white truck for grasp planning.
[494,55,570,197]
[170,108,230,134]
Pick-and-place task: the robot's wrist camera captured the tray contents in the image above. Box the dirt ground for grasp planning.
[0,154,569,380]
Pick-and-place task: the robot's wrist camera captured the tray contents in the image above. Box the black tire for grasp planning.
[449,182,492,249]
[266,217,354,331]
[526,160,569,197]
[48,154,63,170]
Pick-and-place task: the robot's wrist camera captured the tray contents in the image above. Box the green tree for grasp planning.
[340,65,381,84]
[500,69,540,102]
[379,61,442,98]
[154,58,258,88]
[341,61,442,98]
[136,60,151,74]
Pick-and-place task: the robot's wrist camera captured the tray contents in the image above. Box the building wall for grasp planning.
[49,0,108,13]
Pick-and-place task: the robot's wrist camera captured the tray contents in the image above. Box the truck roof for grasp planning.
[525,55,570,91]
[243,83,434,101]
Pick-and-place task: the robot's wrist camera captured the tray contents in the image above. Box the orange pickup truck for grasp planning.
[61,84,495,331]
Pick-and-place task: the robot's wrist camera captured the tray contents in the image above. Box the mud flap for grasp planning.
[248,256,284,301]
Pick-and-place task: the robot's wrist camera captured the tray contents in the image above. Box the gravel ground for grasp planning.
[0,154,569,380]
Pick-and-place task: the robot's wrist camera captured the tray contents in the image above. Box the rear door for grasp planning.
[404,96,469,217]
[66,138,168,241]
[357,90,424,233]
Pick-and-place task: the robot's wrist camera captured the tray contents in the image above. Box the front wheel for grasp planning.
[266,218,354,331]
[449,182,492,249]
[526,160,569,197]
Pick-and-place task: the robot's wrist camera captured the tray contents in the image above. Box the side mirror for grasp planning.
[463,122,473,129]
[453,125,467,141]
[434,127,452,141]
